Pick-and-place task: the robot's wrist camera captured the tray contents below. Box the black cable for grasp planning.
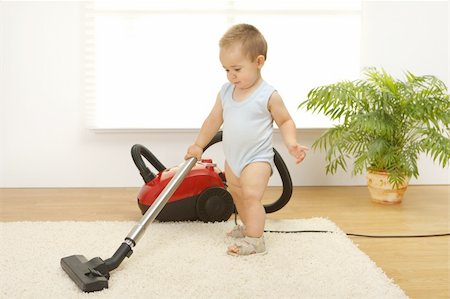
[264,230,332,234]
[346,232,450,238]
[264,229,450,238]
[234,213,450,239]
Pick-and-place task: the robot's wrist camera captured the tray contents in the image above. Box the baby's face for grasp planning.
[219,43,263,91]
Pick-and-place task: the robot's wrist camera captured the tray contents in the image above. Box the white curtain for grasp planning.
[84,0,361,130]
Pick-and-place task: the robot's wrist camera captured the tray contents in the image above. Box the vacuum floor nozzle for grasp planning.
[60,255,109,292]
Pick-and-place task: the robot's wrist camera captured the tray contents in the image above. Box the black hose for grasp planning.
[203,131,293,214]
[203,131,223,152]
[264,148,293,213]
[131,144,166,183]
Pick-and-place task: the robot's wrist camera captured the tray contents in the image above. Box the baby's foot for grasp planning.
[226,224,245,238]
[227,236,267,256]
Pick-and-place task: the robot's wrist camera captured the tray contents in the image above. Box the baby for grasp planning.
[185,24,307,256]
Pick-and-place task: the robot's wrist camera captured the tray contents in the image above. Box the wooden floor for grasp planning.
[1,185,449,299]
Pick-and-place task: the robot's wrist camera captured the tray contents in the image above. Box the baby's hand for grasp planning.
[288,144,309,164]
[185,144,203,161]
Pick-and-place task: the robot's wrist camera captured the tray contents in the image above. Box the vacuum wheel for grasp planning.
[196,187,234,222]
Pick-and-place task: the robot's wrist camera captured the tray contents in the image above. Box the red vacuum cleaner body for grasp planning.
[137,158,234,222]
[132,131,293,223]
[139,159,224,204]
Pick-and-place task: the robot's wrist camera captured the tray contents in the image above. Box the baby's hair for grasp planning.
[219,24,268,61]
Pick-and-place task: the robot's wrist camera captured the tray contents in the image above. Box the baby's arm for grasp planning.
[185,93,223,160]
[269,92,308,164]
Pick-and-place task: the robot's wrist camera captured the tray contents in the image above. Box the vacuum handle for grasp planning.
[126,157,197,245]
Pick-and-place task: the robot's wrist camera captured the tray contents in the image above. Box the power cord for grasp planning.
[264,230,450,238]
[234,212,450,238]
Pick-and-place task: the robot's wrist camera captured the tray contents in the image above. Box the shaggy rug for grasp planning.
[0,218,408,299]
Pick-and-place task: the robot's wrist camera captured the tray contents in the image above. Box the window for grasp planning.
[84,0,361,130]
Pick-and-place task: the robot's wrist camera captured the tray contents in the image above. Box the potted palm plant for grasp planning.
[299,68,450,204]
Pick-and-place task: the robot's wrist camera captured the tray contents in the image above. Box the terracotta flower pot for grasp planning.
[366,170,409,204]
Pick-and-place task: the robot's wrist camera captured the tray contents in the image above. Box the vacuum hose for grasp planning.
[204,131,293,214]
[266,148,293,213]
[131,144,167,183]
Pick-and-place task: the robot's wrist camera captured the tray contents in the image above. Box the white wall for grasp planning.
[362,1,449,84]
[0,1,449,188]
[0,12,4,186]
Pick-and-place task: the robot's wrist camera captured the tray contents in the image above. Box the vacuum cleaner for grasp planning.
[132,131,293,222]
[60,131,293,292]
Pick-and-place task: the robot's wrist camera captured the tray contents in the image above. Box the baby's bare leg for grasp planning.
[224,162,246,225]
[226,162,271,254]
[238,162,271,237]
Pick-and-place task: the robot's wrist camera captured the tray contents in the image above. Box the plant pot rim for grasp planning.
[367,169,410,178]
[367,169,389,175]
[367,169,411,186]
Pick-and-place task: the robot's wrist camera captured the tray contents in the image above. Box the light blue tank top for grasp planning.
[220,81,275,177]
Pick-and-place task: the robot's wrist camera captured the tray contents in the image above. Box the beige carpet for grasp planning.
[0,218,408,298]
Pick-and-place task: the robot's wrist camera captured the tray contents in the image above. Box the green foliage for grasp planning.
[299,68,450,187]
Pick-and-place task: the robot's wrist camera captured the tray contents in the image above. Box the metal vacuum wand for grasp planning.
[126,157,197,244]
[61,157,197,292]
